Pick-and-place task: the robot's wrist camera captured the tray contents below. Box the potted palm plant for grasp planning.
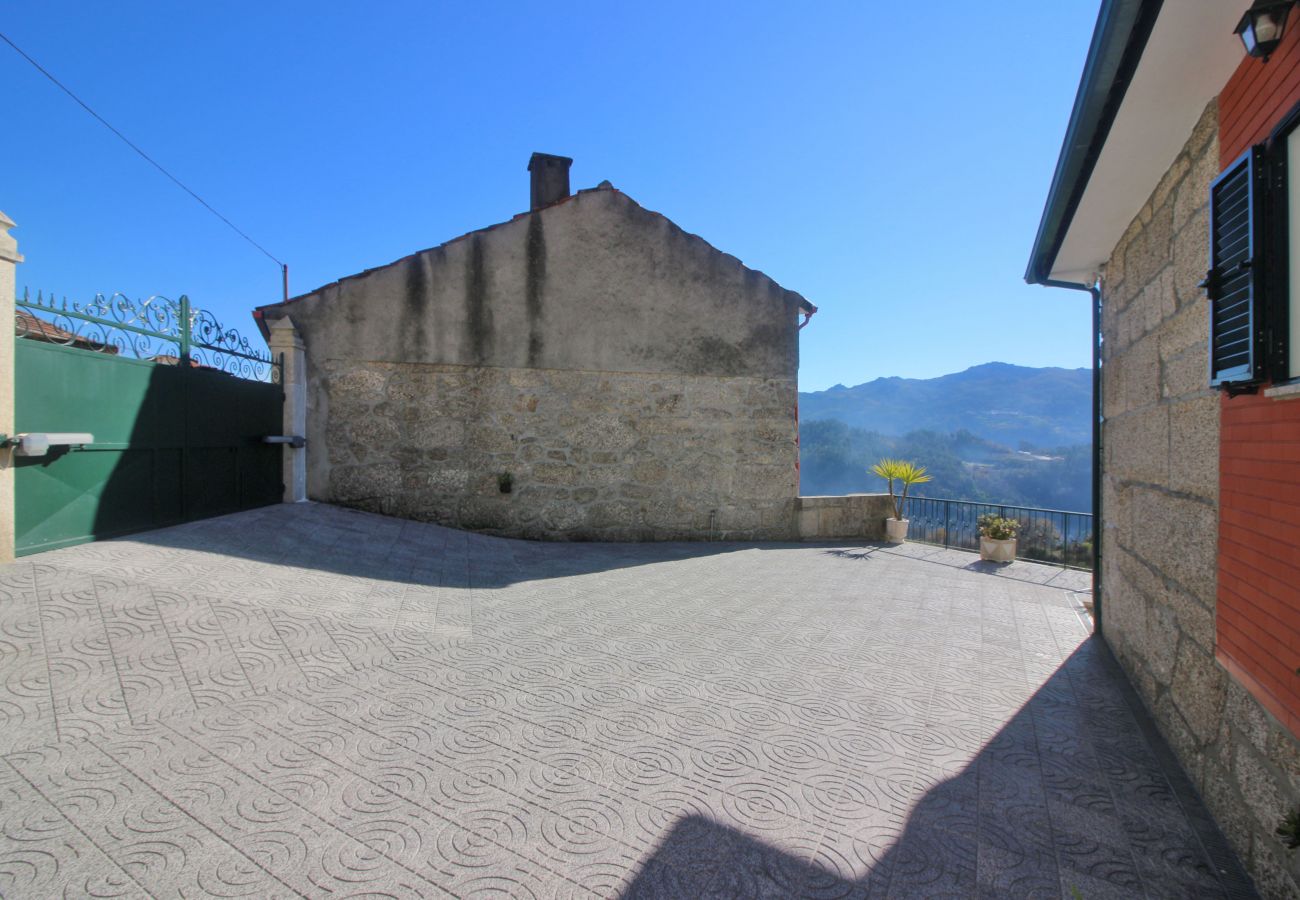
[978,514,1019,563]
[871,458,932,542]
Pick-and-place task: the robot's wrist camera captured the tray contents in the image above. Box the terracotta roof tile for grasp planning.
[15,309,120,354]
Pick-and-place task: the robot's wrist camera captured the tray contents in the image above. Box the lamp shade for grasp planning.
[1235,0,1294,60]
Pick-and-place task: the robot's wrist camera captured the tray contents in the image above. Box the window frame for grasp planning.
[1263,99,1300,384]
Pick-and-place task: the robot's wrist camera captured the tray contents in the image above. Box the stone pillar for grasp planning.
[0,213,21,563]
[267,317,307,503]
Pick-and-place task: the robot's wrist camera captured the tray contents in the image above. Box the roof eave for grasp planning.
[1025,0,1164,287]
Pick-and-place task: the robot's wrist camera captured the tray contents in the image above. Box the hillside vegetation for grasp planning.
[798,363,1092,511]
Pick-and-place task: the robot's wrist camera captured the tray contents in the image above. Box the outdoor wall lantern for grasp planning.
[1235,0,1295,62]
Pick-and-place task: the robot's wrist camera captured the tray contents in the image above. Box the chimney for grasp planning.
[528,152,573,210]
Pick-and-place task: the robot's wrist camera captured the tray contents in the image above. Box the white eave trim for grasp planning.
[1047,3,1244,284]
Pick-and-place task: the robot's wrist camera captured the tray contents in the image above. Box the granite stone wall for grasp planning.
[796,494,893,541]
[260,179,814,543]
[320,358,799,541]
[1100,99,1300,897]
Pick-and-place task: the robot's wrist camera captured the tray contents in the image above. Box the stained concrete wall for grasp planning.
[260,185,804,379]
[1100,100,1300,898]
[257,183,809,540]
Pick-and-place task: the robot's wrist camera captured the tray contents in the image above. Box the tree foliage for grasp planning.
[800,419,1091,512]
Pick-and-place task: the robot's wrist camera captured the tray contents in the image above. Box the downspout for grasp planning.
[1042,278,1103,635]
[795,301,816,501]
[798,304,818,330]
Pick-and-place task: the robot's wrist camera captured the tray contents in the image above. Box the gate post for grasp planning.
[0,213,22,563]
[267,318,307,503]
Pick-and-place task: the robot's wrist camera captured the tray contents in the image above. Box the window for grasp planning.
[1207,148,1266,387]
[1204,110,1300,388]
[1284,124,1300,378]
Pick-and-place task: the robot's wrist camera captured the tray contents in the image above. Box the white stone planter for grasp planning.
[980,537,1016,563]
[884,517,909,543]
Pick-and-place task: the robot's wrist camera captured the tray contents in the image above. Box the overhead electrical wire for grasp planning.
[0,29,287,274]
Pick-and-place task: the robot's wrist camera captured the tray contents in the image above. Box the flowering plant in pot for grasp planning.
[978,514,1019,563]
[870,459,932,542]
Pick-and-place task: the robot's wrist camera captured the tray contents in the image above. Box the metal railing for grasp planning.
[16,289,280,382]
[901,496,1094,570]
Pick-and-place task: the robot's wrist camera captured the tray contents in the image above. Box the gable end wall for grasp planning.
[266,187,804,540]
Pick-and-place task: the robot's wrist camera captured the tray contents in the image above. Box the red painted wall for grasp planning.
[1217,26,1300,738]
[1220,20,1300,164]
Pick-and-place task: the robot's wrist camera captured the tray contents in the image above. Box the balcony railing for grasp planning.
[900,496,1094,571]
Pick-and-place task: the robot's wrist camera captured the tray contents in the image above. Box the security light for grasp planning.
[1235,0,1295,61]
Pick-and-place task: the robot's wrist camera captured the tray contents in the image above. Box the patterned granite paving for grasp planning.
[0,503,1255,898]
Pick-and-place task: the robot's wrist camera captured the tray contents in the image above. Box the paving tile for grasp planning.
[810,825,901,892]
[883,822,979,898]
[976,839,1060,899]
[0,504,1259,897]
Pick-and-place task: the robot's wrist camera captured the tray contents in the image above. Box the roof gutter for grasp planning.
[1024,0,1164,286]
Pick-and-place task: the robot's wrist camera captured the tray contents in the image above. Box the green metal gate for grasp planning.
[13,291,283,556]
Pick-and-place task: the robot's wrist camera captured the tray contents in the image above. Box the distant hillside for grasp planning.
[799,421,1092,512]
[799,362,1091,449]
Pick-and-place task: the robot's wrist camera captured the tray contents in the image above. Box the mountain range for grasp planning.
[797,362,1093,511]
[798,362,1091,450]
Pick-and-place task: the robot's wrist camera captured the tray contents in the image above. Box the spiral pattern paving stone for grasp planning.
[0,503,1255,898]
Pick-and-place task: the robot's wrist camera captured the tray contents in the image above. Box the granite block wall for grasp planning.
[1100,99,1300,897]
[320,359,799,541]
[796,494,893,541]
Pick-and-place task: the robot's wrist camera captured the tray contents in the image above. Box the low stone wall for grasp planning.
[314,358,799,541]
[796,494,893,541]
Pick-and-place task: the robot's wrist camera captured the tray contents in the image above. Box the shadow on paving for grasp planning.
[102,501,768,588]
[621,638,1257,899]
[825,544,1091,593]
[97,501,1092,598]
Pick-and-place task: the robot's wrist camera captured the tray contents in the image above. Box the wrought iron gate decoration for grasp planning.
[13,290,283,555]
[16,289,280,379]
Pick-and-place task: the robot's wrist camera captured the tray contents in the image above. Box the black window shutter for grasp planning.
[1207,146,1265,387]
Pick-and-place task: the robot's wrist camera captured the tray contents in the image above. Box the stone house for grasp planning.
[255,154,819,541]
[1027,3,1300,895]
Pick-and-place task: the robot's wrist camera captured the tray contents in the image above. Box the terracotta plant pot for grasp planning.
[980,537,1016,563]
[885,517,909,543]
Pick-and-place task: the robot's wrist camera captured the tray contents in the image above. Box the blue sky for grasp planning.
[3,1,1098,392]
